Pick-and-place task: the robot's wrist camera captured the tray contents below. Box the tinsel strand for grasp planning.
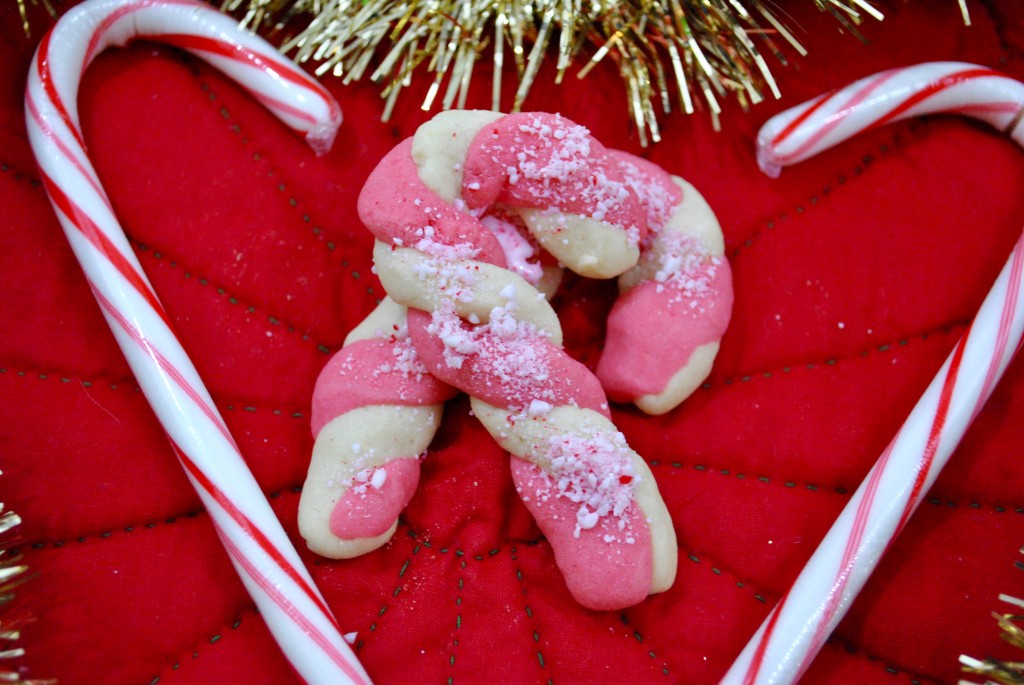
[960,547,1024,685]
[13,0,56,37]
[0,499,52,685]
[229,0,902,144]
[14,1,973,143]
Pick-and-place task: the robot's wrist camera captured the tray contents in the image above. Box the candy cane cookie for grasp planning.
[349,109,726,610]
[598,152,733,415]
[300,298,458,558]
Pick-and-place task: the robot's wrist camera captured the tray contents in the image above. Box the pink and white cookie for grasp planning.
[598,153,733,415]
[305,109,732,609]
[300,298,457,558]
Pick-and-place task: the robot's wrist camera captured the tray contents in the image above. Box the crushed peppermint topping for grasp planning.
[526,430,638,540]
[325,442,377,492]
[426,301,554,408]
[348,465,387,495]
[335,437,425,496]
[375,334,430,380]
[428,303,481,369]
[483,211,548,282]
[408,232,482,304]
[646,232,721,308]
[617,157,680,236]
[528,399,553,415]
[484,114,639,239]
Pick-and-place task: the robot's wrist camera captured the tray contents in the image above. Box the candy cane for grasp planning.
[24,0,366,682]
[722,62,1024,685]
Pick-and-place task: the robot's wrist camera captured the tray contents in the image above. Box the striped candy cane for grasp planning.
[722,62,1024,685]
[24,1,368,682]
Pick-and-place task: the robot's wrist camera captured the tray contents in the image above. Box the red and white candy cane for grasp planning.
[24,0,365,682]
[300,109,732,610]
[722,62,1024,685]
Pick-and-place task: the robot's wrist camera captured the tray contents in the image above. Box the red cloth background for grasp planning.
[2,1,1024,683]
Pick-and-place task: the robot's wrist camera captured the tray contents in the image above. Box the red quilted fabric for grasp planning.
[3,1,1024,683]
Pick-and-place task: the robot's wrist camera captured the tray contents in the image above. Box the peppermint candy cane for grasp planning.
[302,110,730,610]
[722,62,1024,685]
[23,0,366,682]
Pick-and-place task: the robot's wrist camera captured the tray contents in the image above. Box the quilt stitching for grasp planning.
[186,56,360,258]
[651,458,856,496]
[679,547,777,604]
[151,609,260,684]
[727,123,919,259]
[352,534,424,649]
[0,160,42,187]
[131,241,339,355]
[703,324,966,390]
[509,546,555,684]
[617,612,676,678]
[5,5,1024,682]
[824,635,940,685]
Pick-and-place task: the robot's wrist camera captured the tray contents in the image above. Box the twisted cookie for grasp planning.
[300,298,457,559]
[302,110,732,610]
[598,153,733,414]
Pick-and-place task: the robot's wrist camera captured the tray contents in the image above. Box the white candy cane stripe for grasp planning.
[24,1,365,683]
[722,63,1024,685]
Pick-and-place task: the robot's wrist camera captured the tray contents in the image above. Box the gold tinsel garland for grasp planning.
[15,0,974,143]
[961,548,1024,685]
[13,0,56,37]
[0,498,51,685]
[220,0,971,145]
